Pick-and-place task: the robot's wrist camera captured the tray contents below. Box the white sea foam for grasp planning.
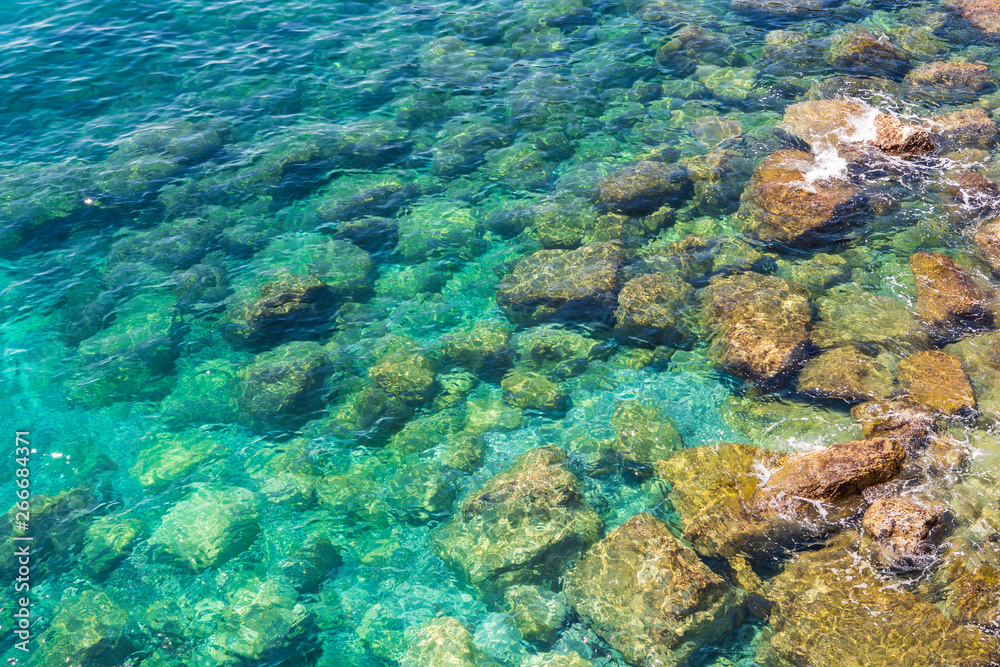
[803,143,848,185]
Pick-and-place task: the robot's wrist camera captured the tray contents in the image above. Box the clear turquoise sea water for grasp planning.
[4,0,1000,665]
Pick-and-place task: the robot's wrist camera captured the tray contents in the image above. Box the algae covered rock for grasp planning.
[930,108,1000,150]
[862,496,944,569]
[36,590,132,667]
[610,399,684,464]
[946,0,1000,40]
[222,274,338,350]
[504,585,569,644]
[232,341,331,432]
[911,251,992,336]
[739,149,867,247]
[614,273,697,347]
[434,320,513,377]
[824,26,911,80]
[369,347,439,404]
[850,400,936,454]
[431,446,601,596]
[401,616,477,667]
[246,438,322,507]
[496,242,626,326]
[160,358,241,426]
[81,515,144,580]
[703,272,812,387]
[131,430,229,489]
[757,543,999,666]
[895,350,976,417]
[796,346,894,403]
[975,217,1000,273]
[592,161,692,216]
[812,286,929,355]
[562,513,745,667]
[501,371,570,414]
[148,484,260,572]
[946,564,1000,630]
[905,61,999,102]
[753,438,905,516]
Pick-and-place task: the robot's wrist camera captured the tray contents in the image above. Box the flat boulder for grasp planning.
[703,272,812,387]
[562,513,745,667]
[862,496,944,569]
[895,350,976,417]
[796,346,894,403]
[906,61,999,102]
[752,438,905,516]
[431,446,601,596]
[496,242,626,326]
[614,272,697,347]
[739,149,867,246]
[592,161,692,216]
[757,543,999,666]
[911,251,992,336]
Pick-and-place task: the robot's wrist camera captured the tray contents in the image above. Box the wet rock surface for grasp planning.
[563,513,746,667]
[496,242,626,326]
[796,346,894,403]
[895,350,976,417]
[703,272,812,387]
[431,446,601,596]
[911,251,992,337]
[614,272,696,347]
[739,149,867,246]
[862,496,944,568]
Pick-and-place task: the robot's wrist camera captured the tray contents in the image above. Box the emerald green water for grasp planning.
[3,0,1000,665]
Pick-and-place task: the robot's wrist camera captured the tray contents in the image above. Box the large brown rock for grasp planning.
[796,346,894,403]
[562,513,745,667]
[739,149,867,246]
[757,541,999,667]
[868,113,934,156]
[496,242,626,326]
[779,100,873,152]
[752,438,905,516]
[895,350,976,417]
[862,496,944,569]
[911,251,992,335]
[431,447,601,596]
[851,400,937,454]
[614,273,696,347]
[592,161,692,216]
[703,272,812,387]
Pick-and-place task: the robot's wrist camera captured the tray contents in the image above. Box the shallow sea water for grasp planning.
[4,0,1000,665]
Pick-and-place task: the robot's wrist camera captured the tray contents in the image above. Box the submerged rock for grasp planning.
[812,286,930,355]
[232,341,331,432]
[435,321,513,377]
[911,251,992,337]
[222,274,337,350]
[562,513,746,667]
[592,161,692,216]
[905,61,999,102]
[946,564,1000,630]
[401,616,477,667]
[851,400,936,454]
[779,100,873,152]
[496,242,626,326]
[757,542,999,666]
[895,350,976,417]
[752,438,905,516]
[862,496,944,569]
[501,371,570,414]
[81,515,144,580]
[946,0,1000,40]
[610,399,684,464]
[731,0,823,15]
[681,149,754,216]
[431,446,601,596]
[504,585,569,644]
[796,346,894,403]
[703,272,812,387]
[739,149,867,247]
[148,484,260,572]
[369,347,439,404]
[36,590,133,667]
[655,443,786,559]
[929,108,1000,150]
[131,430,229,490]
[614,273,696,347]
[824,26,911,80]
